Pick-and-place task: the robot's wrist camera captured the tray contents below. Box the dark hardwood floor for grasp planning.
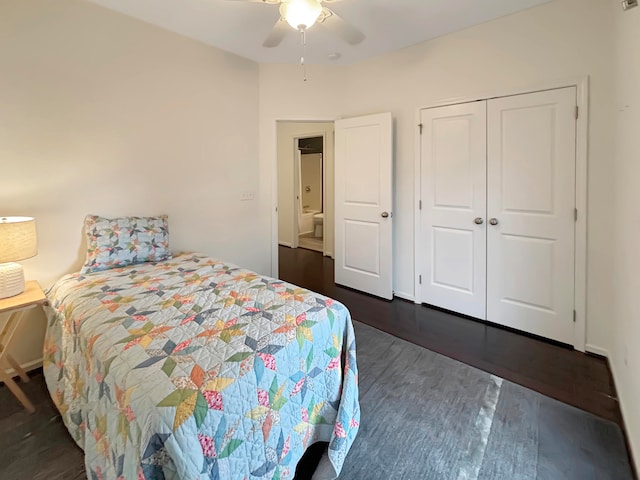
[0,247,629,480]
[278,245,622,427]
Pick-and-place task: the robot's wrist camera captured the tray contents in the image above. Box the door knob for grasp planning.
[474,217,484,225]
[381,212,390,218]
[489,218,499,226]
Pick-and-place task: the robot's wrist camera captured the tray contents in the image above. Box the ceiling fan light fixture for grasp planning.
[280,0,322,30]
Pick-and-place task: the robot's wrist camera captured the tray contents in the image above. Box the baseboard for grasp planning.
[1,358,43,384]
[394,291,415,302]
[585,344,609,358]
[278,241,293,248]
[608,356,639,478]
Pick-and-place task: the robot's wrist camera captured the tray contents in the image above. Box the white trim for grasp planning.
[573,77,589,353]
[270,116,338,279]
[278,241,293,248]
[414,76,589,352]
[585,344,609,358]
[414,111,423,305]
[609,356,639,469]
[293,148,300,249]
[271,119,278,279]
[321,135,329,257]
[417,75,591,110]
[394,291,415,302]
[0,358,42,384]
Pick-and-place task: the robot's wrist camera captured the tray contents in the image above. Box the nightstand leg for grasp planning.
[5,354,29,383]
[0,369,35,413]
[0,309,34,412]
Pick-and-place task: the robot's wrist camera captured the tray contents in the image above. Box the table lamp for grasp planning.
[0,217,37,299]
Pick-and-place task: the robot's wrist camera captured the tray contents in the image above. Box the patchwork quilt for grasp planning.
[43,253,359,480]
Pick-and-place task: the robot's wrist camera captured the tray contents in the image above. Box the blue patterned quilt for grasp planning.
[43,253,359,479]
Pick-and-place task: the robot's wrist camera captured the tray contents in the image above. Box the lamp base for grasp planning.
[0,262,26,299]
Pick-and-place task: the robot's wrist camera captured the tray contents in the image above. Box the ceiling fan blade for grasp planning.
[263,19,290,48]
[319,8,365,45]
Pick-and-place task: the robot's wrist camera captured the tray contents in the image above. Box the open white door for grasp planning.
[335,112,393,300]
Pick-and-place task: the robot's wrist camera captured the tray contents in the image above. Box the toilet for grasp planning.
[313,212,324,238]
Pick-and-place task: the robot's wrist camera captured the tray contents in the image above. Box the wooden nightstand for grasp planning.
[0,280,47,413]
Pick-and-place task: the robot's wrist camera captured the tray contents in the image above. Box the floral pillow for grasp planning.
[81,215,172,273]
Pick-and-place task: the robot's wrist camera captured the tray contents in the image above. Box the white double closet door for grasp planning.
[420,87,577,345]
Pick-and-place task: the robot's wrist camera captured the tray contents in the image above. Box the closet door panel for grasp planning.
[487,87,576,344]
[421,102,487,319]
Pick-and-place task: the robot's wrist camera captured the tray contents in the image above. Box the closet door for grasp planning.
[486,87,576,344]
[420,102,487,319]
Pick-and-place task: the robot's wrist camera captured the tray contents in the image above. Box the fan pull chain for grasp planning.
[300,27,307,82]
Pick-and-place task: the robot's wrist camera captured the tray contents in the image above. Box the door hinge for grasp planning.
[419,275,422,284]
[574,208,578,221]
[573,310,577,322]
[575,106,579,119]
[419,200,422,210]
[418,123,423,135]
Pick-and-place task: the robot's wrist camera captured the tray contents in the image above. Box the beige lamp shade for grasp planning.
[0,217,37,263]
[0,217,37,298]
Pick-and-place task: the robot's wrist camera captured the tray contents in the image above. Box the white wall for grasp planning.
[1,0,635,462]
[0,0,260,366]
[611,0,640,465]
[276,121,335,255]
[260,0,615,348]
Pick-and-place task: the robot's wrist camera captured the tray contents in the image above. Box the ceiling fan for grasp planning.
[227,0,365,48]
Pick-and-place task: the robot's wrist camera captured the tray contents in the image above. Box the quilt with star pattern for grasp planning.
[43,253,359,480]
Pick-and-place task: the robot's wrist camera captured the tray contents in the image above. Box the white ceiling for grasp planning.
[88,0,553,65]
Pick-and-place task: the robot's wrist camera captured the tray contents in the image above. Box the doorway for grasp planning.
[276,121,335,258]
[297,136,324,253]
[274,114,394,300]
[273,113,394,300]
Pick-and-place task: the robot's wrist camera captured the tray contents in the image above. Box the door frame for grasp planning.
[414,76,589,352]
[271,116,338,279]
[292,147,301,249]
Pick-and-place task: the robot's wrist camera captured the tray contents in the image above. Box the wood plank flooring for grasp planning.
[278,245,622,426]
[0,247,627,480]
[0,371,85,480]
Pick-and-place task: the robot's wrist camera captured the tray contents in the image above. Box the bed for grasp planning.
[43,252,359,480]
